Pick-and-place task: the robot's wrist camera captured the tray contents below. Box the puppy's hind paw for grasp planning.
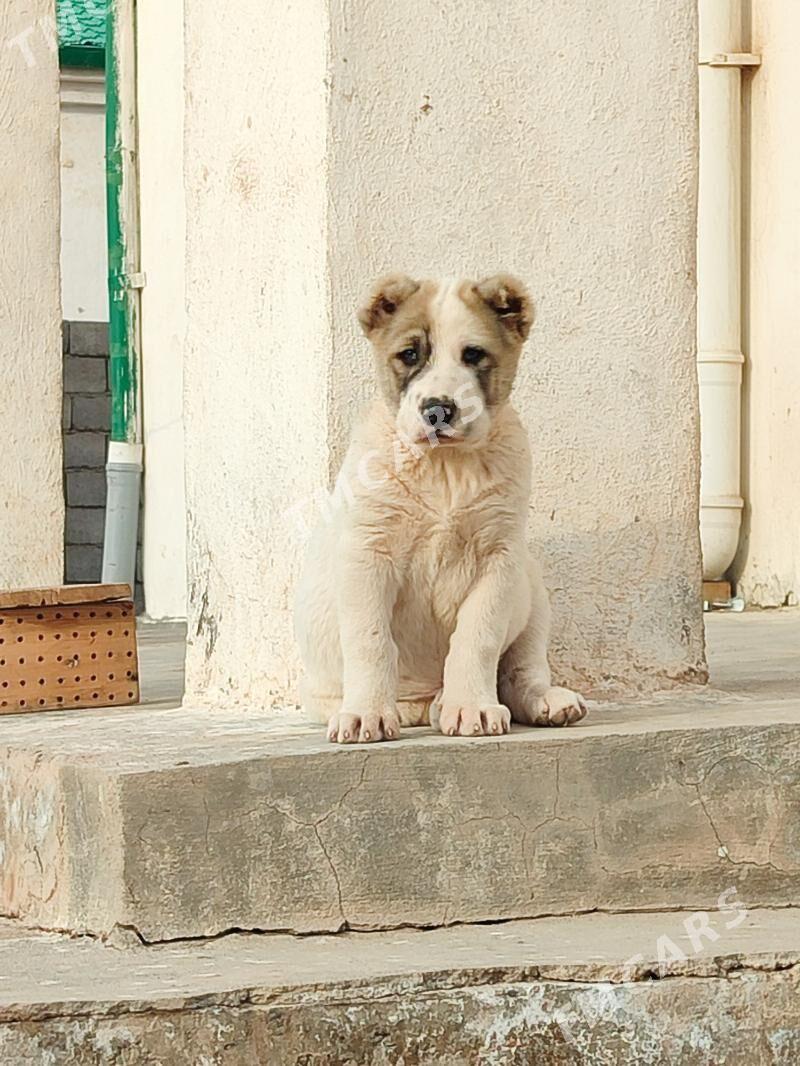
[530,686,587,727]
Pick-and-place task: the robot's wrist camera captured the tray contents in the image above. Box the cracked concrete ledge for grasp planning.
[2,698,800,940]
[1,909,800,1063]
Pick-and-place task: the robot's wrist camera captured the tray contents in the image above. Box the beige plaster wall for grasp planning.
[183,0,704,703]
[324,0,704,694]
[182,0,330,701]
[0,2,64,589]
[736,0,800,607]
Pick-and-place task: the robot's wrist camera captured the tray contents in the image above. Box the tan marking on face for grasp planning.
[368,280,439,410]
[449,280,527,408]
[359,275,533,433]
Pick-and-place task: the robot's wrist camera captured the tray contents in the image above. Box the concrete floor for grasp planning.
[705,607,800,696]
[4,905,800,1010]
[137,619,185,705]
[137,608,800,710]
[0,610,796,1061]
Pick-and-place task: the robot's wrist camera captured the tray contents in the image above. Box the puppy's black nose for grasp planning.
[421,398,458,427]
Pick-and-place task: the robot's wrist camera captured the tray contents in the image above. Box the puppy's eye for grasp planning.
[462,346,486,366]
[397,348,419,367]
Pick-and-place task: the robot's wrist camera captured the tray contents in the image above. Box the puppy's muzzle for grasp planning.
[421,398,458,429]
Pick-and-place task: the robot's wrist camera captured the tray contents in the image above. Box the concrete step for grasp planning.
[2,687,800,941]
[1,908,799,1064]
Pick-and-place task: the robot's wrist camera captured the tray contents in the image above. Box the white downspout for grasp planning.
[697,1,758,582]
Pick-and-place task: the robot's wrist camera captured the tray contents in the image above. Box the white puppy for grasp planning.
[294,274,587,743]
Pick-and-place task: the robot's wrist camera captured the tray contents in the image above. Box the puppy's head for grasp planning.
[358,274,533,446]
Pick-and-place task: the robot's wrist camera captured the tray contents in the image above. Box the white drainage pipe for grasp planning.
[102,441,143,586]
[697,0,758,581]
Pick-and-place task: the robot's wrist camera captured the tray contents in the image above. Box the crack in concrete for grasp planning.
[52,896,798,949]
[134,808,165,847]
[28,844,58,907]
[243,755,370,832]
[7,890,800,977]
[671,748,800,876]
[249,759,371,931]
[312,824,347,930]
[499,807,535,884]
[691,781,791,875]
[315,755,370,828]
[228,778,361,932]
[201,796,211,856]
[678,749,781,789]
[182,771,213,856]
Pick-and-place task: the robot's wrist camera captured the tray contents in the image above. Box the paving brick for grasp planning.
[64,544,102,583]
[66,470,106,507]
[63,432,107,470]
[61,321,69,355]
[72,394,110,432]
[61,395,72,431]
[68,321,108,357]
[65,507,105,546]
[63,355,107,394]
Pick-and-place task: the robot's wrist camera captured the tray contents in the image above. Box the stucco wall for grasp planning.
[325,0,703,694]
[0,2,64,589]
[183,0,330,701]
[183,0,703,703]
[137,0,187,620]
[736,0,800,607]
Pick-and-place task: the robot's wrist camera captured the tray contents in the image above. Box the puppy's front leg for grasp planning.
[437,553,515,737]
[331,546,400,744]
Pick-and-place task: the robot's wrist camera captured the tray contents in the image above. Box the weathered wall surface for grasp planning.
[325,0,703,695]
[736,0,800,607]
[182,0,330,701]
[137,0,187,620]
[184,0,703,703]
[0,3,64,589]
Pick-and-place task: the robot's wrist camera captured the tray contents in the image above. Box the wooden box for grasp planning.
[0,584,139,715]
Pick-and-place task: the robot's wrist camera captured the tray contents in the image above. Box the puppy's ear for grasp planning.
[358,274,420,336]
[475,274,534,340]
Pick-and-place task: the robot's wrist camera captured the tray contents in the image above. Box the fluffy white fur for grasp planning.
[294,275,587,743]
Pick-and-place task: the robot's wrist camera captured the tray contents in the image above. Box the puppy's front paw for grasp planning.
[327,709,400,744]
[531,686,587,727]
[437,702,511,737]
